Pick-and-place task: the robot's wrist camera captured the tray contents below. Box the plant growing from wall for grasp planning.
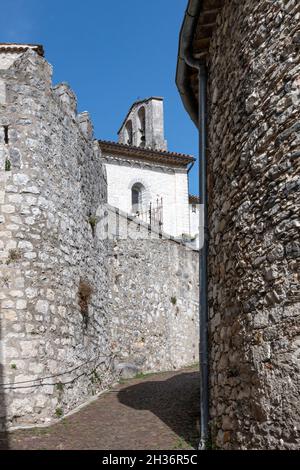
[56,382,64,393]
[88,215,98,237]
[1,275,10,288]
[172,437,193,450]
[5,159,11,171]
[90,369,101,385]
[135,372,147,380]
[6,248,22,265]
[171,296,177,305]
[55,407,63,418]
[78,279,93,328]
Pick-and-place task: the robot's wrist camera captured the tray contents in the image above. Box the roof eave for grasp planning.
[0,43,44,56]
[98,140,195,167]
[175,1,225,125]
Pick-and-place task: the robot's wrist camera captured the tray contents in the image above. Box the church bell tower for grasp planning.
[118,97,167,151]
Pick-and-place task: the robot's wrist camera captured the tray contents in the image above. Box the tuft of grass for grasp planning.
[78,280,93,327]
[88,216,98,237]
[10,363,17,370]
[6,248,22,265]
[187,362,199,369]
[2,275,10,287]
[135,372,148,380]
[120,369,178,385]
[134,371,159,380]
[5,159,11,171]
[56,382,64,393]
[170,296,177,305]
[172,437,193,450]
[55,408,63,418]
[90,369,101,384]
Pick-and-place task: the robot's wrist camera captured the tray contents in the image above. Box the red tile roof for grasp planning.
[98,140,195,167]
[189,194,200,204]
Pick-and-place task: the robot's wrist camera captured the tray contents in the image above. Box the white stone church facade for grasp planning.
[99,97,199,244]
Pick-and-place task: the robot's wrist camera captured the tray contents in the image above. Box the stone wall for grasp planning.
[205,0,300,449]
[107,237,199,374]
[98,204,199,374]
[0,49,199,430]
[0,49,112,429]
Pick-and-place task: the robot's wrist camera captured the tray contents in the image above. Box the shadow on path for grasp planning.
[117,371,200,448]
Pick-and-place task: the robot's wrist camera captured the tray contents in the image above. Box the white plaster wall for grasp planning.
[189,204,200,249]
[189,204,200,237]
[104,154,190,238]
[175,171,190,235]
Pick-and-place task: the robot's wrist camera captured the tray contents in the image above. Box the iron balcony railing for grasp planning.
[133,198,163,230]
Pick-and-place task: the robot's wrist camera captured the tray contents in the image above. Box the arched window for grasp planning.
[125,120,133,145]
[137,107,146,147]
[131,183,145,213]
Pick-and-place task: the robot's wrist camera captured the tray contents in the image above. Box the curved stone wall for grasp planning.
[205,0,300,449]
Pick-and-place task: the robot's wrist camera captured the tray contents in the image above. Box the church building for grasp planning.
[99,97,199,244]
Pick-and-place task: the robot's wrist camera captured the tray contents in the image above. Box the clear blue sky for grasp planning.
[1,0,199,195]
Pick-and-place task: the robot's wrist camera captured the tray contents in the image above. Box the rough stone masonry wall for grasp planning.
[205,0,300,449]
[0,49,200,430]
[107,234,199,374]
[0,50,111,429]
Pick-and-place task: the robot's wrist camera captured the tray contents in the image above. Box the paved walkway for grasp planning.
[1,366,200,450]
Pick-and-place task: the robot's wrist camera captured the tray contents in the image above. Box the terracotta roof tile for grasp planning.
[0,43,44,56]
[189,194,200,204]
[98,139,195,167]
